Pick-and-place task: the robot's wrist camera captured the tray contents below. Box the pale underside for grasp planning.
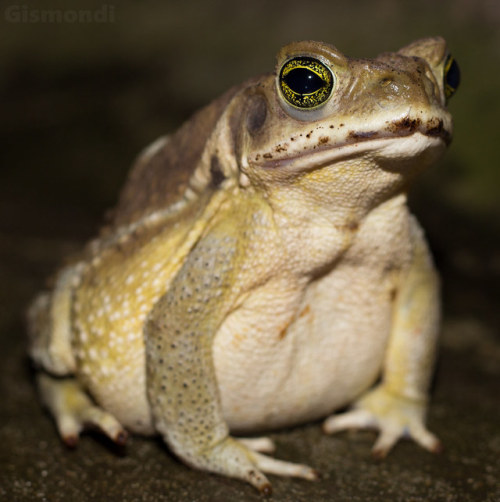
[73,194,408,435]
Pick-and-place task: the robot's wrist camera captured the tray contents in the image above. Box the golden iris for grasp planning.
[279,57,334,109]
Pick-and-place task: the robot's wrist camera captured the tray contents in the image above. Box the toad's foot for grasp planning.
[182,437,318,495]
[238,436,276,453]
[37,373,128,447]
[322,385,441,458]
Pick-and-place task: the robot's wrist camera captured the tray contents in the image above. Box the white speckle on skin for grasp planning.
[91,257,102,267]
[90,326,103,337]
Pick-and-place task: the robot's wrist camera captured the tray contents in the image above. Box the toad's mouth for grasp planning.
[347,116,451,145]
[254,116,451,171]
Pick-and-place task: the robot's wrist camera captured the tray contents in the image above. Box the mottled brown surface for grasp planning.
[1,0,499,500]
[113,85,241,228]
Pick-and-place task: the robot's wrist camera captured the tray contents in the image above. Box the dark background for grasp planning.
[1,1,499,501]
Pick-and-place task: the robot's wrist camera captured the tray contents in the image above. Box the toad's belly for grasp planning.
[77,264,394,435]
[214,266,393,432]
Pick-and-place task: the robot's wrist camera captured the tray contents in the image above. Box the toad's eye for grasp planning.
[279,57,334,109]
[444,54,460,100]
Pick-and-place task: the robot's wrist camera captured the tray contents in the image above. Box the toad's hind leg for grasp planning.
[37,373,128,447]
[27,264,127,447]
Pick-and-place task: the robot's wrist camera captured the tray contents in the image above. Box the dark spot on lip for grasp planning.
[426,119,444,137]
[423,118,451,144]
[318,136,329,145]
[263,153,273,159]
[390,117,422,134]
[347,130,378,141]
[387,117,451,144]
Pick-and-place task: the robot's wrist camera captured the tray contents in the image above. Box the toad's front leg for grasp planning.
[324,218,442,456]
[145,227,317,494]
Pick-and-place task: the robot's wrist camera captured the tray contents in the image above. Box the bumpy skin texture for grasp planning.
[27,38,456,493]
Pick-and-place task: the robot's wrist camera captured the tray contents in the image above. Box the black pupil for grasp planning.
[446,58,460,91]
[284,68,325,94]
